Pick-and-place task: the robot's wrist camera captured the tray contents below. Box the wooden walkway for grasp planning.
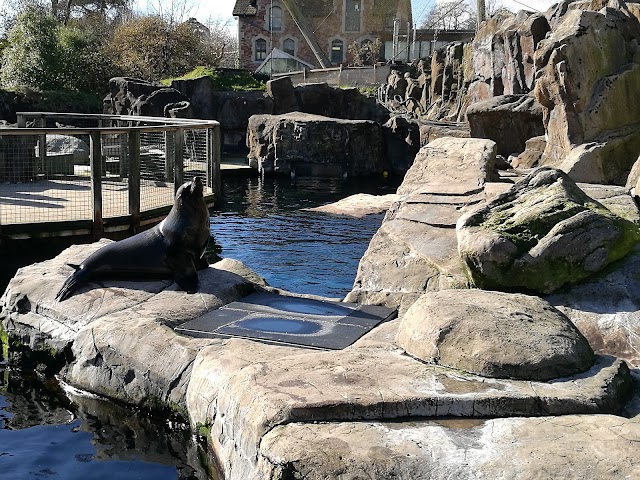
[0,157,253,241]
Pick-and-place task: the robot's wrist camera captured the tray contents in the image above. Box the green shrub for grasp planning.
[164,66,268,91]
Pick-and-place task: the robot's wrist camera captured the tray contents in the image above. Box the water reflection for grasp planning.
[0,369,215,480]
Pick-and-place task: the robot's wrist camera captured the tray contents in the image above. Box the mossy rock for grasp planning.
[457,167,640,293]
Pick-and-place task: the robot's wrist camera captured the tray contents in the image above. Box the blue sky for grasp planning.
[136,0,555,25]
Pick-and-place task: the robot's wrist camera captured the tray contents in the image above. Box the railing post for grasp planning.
[128,130,141,233]
[90,131,104,239]
[174,129,184,192]
[119,133,129,178]
[37,117,46,176]
[165,130,174,181]
[210,125,222,205]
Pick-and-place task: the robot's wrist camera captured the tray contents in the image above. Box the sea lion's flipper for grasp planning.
[170,253,199,293]
[56,267,89,301]
[195,254,209,270]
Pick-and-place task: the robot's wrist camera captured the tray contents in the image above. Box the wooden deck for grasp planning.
[0,178,215,240]
[0,157,253,241]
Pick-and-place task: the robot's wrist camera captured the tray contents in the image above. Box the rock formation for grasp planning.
[345,136,499,312]
[534,1,640,184]
[396,290,594,381]
[0,240,634,478]
[246,112,385,176]
[457,167,640,293]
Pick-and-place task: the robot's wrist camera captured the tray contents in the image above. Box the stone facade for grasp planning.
[233,0,412,70]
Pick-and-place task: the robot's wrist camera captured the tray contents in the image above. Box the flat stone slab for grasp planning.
[305,193,399,217]
[187,337,630,476]
[176,292,396,350]
[256,415,640,479]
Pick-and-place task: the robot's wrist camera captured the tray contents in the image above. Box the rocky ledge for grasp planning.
[1,236,639,479]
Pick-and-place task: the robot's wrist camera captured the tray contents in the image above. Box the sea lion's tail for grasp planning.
[55,264,84,301]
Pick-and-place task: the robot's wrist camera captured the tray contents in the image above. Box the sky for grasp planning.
[170,0,557,26]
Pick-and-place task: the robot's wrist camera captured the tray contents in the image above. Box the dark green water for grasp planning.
[0,174,397,479]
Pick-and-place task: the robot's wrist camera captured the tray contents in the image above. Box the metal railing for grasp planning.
[0,113,221,240]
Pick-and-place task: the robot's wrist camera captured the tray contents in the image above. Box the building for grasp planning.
[233,0,413,72]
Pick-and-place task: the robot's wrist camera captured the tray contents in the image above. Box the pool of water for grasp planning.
[211,175,396,298]
[0,174,397,479]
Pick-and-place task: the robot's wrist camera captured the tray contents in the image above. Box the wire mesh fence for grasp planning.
[0,113,220,238]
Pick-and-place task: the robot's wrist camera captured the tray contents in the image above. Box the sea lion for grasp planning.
[55,176,210,301]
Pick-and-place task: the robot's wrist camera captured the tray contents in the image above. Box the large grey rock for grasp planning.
[625,153,640,196]
[131,88,189,117]
[246,112,385,176]
[469,10,550,100]
[266,76,298,114]
[511,135,546,168]
[546,243,640,368]
[382,115,420,175]
[534,5,640,184]
[305,193,399,217]
[396,290,594,381]
[188,337,629,478]
[346,137,499,312]
[467,94,545,157]
[256,415,640,480]
[419,121,470,146]
[457,167,640,293]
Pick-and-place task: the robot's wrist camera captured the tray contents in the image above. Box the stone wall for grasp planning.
[236,0,412,70]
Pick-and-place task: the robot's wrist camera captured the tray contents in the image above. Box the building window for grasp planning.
[331,39,344,64]
[345,0,361,32]
[270,6,282,31]
[255,38,267,61]
[283,38,295,56]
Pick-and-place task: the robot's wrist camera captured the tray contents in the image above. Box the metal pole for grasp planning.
[392,18,399,62]
[406,22,411,62]
[477,0,486,24]
[412,23,417,61]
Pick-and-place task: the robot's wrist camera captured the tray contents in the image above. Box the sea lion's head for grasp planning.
[176,176,204,204]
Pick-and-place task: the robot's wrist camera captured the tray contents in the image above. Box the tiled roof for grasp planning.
[233,0,258,16]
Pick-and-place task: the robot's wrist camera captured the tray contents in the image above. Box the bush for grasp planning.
[1,7,61,90]
[0,6,114,94]
[164,66,268,91]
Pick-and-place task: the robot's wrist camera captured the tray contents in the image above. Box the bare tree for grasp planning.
[421,1,476,31]
[138,0,196,24]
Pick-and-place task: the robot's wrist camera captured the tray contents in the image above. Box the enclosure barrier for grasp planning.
[0,112,221,241]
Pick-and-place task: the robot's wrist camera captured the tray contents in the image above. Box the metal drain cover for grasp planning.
[175,292,396,350]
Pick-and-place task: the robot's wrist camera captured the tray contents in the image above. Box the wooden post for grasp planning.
[128,130,141,233]
[37,117,46,176]
[174,129,184,192]
[211,125,222,206]
[90,131,104,239]
[165,130,175,181]
[119,133,128,178]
